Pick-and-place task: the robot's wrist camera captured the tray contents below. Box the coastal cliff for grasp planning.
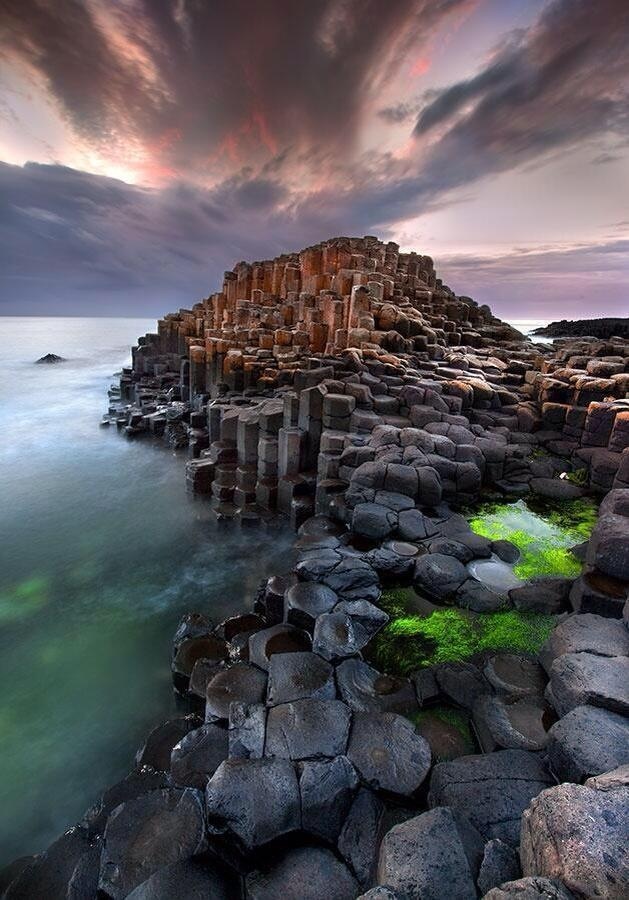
[3,236,628,899]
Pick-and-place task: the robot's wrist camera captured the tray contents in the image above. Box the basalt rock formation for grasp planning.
[533,318,629,340]
[4,236,628,898]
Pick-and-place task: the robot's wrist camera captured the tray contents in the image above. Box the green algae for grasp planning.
[468,497,596,580]
[0,576,49,624]
[371,590,556,676]
[409,705,476,759]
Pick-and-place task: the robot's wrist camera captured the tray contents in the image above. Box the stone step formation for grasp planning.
[4,235,628,899]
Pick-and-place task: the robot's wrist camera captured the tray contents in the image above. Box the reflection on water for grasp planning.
[0,318,292,864]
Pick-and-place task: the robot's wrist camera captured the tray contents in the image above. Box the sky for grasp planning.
[0,0,628,319]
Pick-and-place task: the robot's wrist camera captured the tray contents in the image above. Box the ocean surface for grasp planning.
[0,317,293,865]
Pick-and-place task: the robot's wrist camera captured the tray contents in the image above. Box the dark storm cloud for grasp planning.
[0,0,471,173]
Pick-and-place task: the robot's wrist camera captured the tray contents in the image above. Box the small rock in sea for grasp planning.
[35,353,66,363]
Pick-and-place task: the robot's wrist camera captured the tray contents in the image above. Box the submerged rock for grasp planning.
[35,353,66,364]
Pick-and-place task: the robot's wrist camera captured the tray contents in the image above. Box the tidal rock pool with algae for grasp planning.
[369,495,597,678]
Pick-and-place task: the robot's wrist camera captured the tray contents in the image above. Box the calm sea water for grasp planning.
[0,317,292,865]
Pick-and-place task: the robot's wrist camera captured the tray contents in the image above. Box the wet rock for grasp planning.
[428,750,553,844]
[482,876,577,899]
[172,634,228,688]
[546,704,629,782]
[206,758,300,849]
[215,612,265,642]
[265,698,351,760]
[414,553,467,601]
[347,711,431,796]
[3,827,93,900]
[472,695,551,752]
[266,650,335,704]
[477,838,521,896]
[352,502,398,540]
[82,769,171,837]
[284,582,338,630]
[338,787,385,887]
[434,661,489,710]
[546,652,629,716]
[228,702,266,760]
[467,556,522,595]
[248,624,311,671]
[510,578,572,614]
[245,846,359,900]
[135,716,201,772]
[36,353,66,363]
[456,578,506,612]
[484,654,546,698]
[299,755,359,841]
[335,658,417,715]
[205,663,267,719]
[365,547,416,582]
[335,598,389,643]
[492,540,521,564]
[189,657,223,699]
[539,613,629,672]
[530,478,584,500]
[125,859,237,899]
[99,788,206,899]
[377,807,484,900]
[397,508,439,541]
[413,708,475,761]
[312,610,362,660]
[521,781,629,899]
[170,723,229,788]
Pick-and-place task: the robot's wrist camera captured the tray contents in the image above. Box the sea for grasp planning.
[0,317,294,865]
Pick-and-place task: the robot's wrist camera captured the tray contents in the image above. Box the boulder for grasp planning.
[428,750,553,845]
[434,661,489,710]
[482,876,577,899]
[3,828,93,900]
[338,787,385,887]
[377,807,484,900]
[284,582,338,631]
[245,846,359,900]
[539,613,629,673]
[335,658,417,715]
[586,513,629,581]
[135,716,201,772]
[206,758,300,849]
[312,610,363,660]
[546,652,629,716]
[477,839,521,896]
[414,553,467,601]
[266,651,335,704]
[125,859,237,899]
[397,509,440,541]
[99,788,206,899]
[347,711,431,796]
[352,503,398,540]
[529,478,584,500]
[82,769,171,837]
[456,578,506,612]
[299,755,359,841]
[546,705,629,782]
[205,663,268,719]
[521,781,629,899]
[170,723,229,788]
[509,579,571,615]
[265,698,351,760]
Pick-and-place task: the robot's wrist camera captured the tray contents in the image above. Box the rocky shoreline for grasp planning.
[532,318,629,340]
[3,236,628,899]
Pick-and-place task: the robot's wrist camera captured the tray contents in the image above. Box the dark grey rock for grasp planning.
[266,651,335,704]
[428,750,554,845]
[530,478,584,500]
[352,502,398,539]
[82,769,170,837]
[338,787,385,887]
[356,889,401,900]
[189,658,223,699]
[321,556,381,602]
[170,723,229,788]
[477,839,520,896]
[366,547,416,582]
[335,599,389,643]
[206,758,300,849]
[125,859,237,899]
[377,807,484,900]
[434,661,488,710]
[546,704,629,782]
[397,509,440,541]
[172,634,227,683]
[510,578,572,614]
[228,702,266,759]
[245,846,359,900]
[586,513,629,581]
[299,755,359,841]
[284,582,338,631]
[135,716,201,772]
[36,353,66,364]
[265,698,351,760]
[248,623,312,671]
[205,662,268,719]
[312,610,362,661]
[546,652,629,716]
[336,658,417,715]
[456,578,506,612]
[521,781,629,899]
[414,553,467,600]
[539,613,629,673]
[429,537,474,563]
[483,654,546,698]
[99,788,206,899]
[3,828,93,900]
[482,876,577,899]
[585,764,629,791]
[472,695,551,752]
[450,532,493,558]
[492,540,521,564]
[347,711,431,796]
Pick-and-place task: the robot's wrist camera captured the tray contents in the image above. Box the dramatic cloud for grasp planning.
[0,0,628,317]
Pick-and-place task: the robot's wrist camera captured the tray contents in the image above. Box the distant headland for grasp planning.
[533,317,629,339]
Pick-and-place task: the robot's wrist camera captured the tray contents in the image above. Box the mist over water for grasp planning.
[0,317,292,865]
